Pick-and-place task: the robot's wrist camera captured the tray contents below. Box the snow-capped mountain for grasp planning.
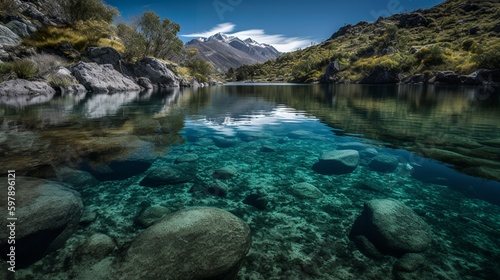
[185,33,281,72]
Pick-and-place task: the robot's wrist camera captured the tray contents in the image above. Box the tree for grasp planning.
[62,0,118,24]
[136,11,183,59]
[117,23,146,61]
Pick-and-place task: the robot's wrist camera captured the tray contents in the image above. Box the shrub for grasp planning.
[29,54,66,76]
[0,0,18,19]
[473,44,500,69]
[47,73,74,88]
[415,46,446,67]
[62,0,119,24]
[461,39,476,52]
[0,62,13,82]
[11,59,38,79]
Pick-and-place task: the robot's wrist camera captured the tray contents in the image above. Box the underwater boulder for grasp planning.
[118,208,251,280]
[140,165,194,187]
[350,199,432,257]
[174,153,199,164]
[243,192,269,211]
[0,177,83,267]
[212,136,240,148]
[312,150,360,175]
[290,182,323,199]
[213,166,238,179]
[368,154,399,173]
[135,205,171,228]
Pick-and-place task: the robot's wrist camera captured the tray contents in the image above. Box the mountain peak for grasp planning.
[185,33,282,72]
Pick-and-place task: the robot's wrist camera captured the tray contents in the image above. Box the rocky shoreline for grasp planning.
[0,46,221,99]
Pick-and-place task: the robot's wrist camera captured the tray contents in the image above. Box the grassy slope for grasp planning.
[230,0,500,83]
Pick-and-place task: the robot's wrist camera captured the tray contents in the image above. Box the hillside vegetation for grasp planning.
[230,0,500,83]
[0,0,213,83]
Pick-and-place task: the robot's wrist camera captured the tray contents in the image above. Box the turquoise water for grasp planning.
[1,84,500,279]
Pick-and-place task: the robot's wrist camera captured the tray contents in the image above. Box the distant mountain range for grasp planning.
[185,33,281,72]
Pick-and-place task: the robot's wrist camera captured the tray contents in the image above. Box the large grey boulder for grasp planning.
[368,154,399,172]
[0,24,21,48]
[70,62,141,93]
[0,177,83,267]
[350,199,432,257]
[0,79,55,96]
[87,47,122,67]
[134,57,181,87]
[312,149,360,175]
[0,79,55,106]
[118,207,251,280]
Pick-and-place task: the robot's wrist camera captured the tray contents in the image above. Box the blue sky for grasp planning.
[104,0,444,52]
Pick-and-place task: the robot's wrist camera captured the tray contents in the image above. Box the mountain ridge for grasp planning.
[185,32,281,72]
[229,0,500,84]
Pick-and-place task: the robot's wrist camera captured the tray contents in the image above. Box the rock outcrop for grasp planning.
[70,62,141,93]
[0,79,56,106]
[87,47,122,67]
[350,199,432,257]
[118,207,251,280]
[0,177,83,267]
[133,57,181,87]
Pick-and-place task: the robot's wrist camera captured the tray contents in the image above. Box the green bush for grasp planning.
[47,73,74,88]
[11,59,38,79]
[0,0,18,19]
[62,0,118,24]
[415,46,446,67]
[473,44,500,69]
[461,39,477,52]
[0,62,13,82]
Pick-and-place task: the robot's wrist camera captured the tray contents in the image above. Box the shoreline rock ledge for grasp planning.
[117,207,251,280]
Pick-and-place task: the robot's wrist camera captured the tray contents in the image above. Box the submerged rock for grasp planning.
[290,182,323,199]
[213,136,239,148]
[368,154,399,172]
[174,153,199,164]
[0,177,83,267]
[119,208,251,279]
[312,150,360,175]
[140,165,194,187]
[350,199,432,257]
[238,131,272,142]
[243,193,269,211]
[76,233,115,261]
[135,205,171,228]
[213,166,238,179]
[394,253,426,272]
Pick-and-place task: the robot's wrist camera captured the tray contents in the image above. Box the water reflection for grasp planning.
[0,91,55,107]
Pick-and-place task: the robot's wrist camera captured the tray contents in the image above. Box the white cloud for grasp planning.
[182,22,315,53]
[182,23,236,38]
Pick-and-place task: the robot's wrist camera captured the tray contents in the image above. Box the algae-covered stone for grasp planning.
[119,208,251,280]
[368,154,399,172]
[290,182,323,199]
[0,177,83,267]
[350,199,432,256]
[174,153,199,164]
[313,150,360,175]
